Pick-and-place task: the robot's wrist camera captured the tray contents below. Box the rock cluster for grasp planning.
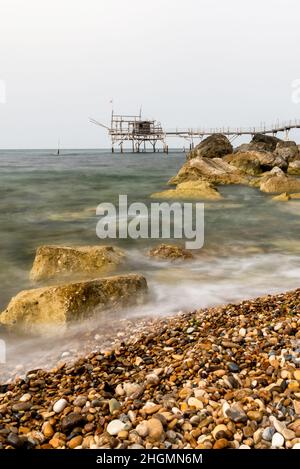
[151,133,300,200]
[0,288,299,449]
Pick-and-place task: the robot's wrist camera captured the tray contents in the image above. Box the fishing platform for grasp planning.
[90,111,300,153]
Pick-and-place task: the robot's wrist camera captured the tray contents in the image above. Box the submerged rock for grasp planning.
[187,134,233,160]
[151,180,222,200]
[272,192,291,201]
[30,245,126,281]
[168,157,246,186]
[0,274,147,331]
[148,244,193,261]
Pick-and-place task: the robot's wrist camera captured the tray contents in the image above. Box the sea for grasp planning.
[0,149,299,378]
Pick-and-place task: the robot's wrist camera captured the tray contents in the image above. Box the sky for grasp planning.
[0,0,300,148]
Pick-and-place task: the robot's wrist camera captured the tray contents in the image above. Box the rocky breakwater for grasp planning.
[0,289,299,449]
[151,133,300,200]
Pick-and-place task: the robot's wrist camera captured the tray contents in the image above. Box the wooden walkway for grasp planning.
[165,119,300,139]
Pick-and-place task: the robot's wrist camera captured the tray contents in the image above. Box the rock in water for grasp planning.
[168,157,247,186]
[30,245,126,281]
[272,192,291,202]
[151,180,223,200]
[187,134,233,160]
[0,274,147,331]
[224,152,262,175]
[148,244,193,261]
[259,167,300,193]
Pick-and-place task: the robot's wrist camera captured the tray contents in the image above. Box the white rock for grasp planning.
[20,393,31,402]
[272,432,285,448]
[146,373,160,385]
[123,382,142,397]
[239,444,250,449]
[115,384,125,396]
[188,397,203,410]
[293,443,300,449]
[222,401,230,418]
[136,422,149,437]
[53,398,68,413]
[239,328,246,337]
[107,419,126,436]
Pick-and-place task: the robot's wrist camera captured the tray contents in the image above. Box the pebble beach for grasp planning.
[0,288,299,450]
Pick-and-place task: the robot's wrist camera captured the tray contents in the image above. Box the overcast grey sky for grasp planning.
[0,0,300,148]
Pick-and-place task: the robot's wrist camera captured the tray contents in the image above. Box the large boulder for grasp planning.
[288,161,300,176]
[250,133,281,152]
[168,157,247,186]
[148,244,193,261]
[229,150,287,172]
[30,245,125,282]
[274,141,299,162]
[259,167,300,193]
[151,180,222,200]
[187,134,233,160]
[0,274,148,331]
[224,152,262,175]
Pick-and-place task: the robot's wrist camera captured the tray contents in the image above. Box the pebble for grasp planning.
[187,397,203,410]
[68,435,83,449]
[19,393,31,402]
[7,433,23,449]
[136,422,149,438]
[61,412,85,432]
[227,362,240,373]
[239,444,251,449]
[262,426,275,441]
[53,398,68,413]
[272,432,285,448]
[123,383,143,397]
[147,418,164,442]
[225,403,247,423]
[212,424,228,440]
[73,396,87,407]
[294,370,300,381]
[42,422,54,439]
[109,398,121,414]
[146,373,160,386]
[107,419,126,436]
